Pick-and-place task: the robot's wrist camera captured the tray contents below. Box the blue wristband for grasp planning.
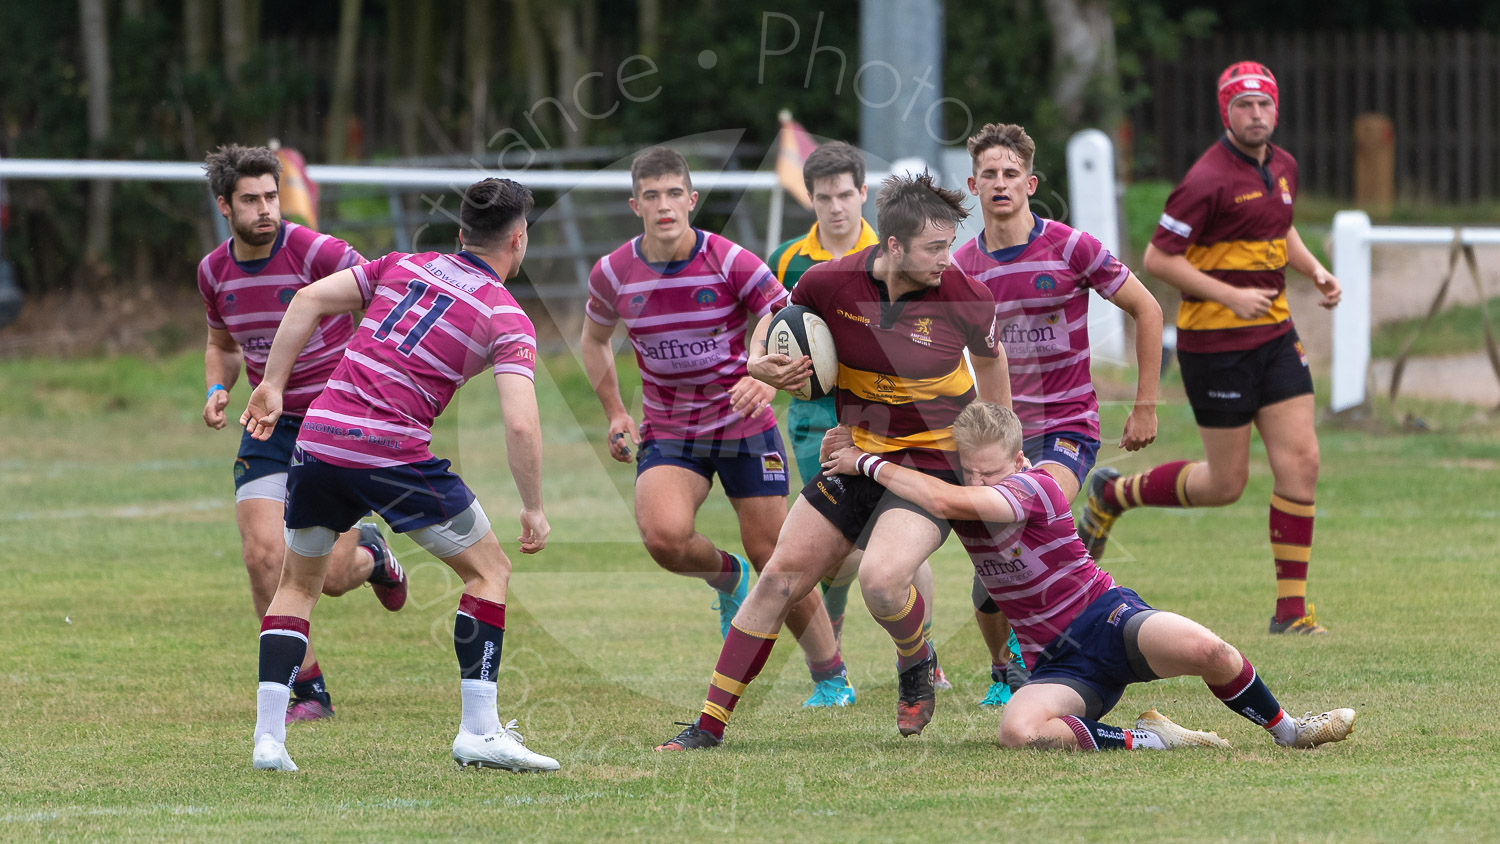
[207,384,226,400]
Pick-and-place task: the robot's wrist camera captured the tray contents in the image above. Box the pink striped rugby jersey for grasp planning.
[197,222,364,415]
[586,230,787,441]
[297,251,538,468]
[952,217,1129,441]
[952,468,1116,669]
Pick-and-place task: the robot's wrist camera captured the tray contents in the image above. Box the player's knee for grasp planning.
[859,579,908,618]
[639,525,691,565]
[242,541,284,585]
[996,714,1037,749]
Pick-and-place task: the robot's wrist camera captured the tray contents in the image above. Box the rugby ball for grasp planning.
[766,305,838,401]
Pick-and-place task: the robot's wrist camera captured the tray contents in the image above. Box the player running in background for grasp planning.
[198,144,405,725]
[580,146,849,707]
[657,172,1009,750]
[825,402,1355,752]
[767,141,947,699]
[241,177,558,773]
[1079,62,1342,635]
[953,123,1163,707]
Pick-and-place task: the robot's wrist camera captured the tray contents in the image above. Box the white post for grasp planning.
[1330,210,1372,412]
[1066,130,1127,362]
[766,185,785,253]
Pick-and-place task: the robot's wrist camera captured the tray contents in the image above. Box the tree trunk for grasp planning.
[184,0,211,73]
[547,2,584,149]
[325,0,362,162]
[221,0,248,83]
[464,0,492,154]
[1042,0,1118,128]
[638,0,660,59]
[79,0,112,265]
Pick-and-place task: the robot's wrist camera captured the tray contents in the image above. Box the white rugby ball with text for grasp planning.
[767,305,838,401]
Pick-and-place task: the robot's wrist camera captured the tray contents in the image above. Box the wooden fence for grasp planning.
[1135,30,1500,204]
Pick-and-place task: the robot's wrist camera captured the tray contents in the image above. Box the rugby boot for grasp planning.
[802,676,856,708]
[896,654,937,736]
[932,660,953,691]
[252,735,298,771]
[1286,709,1357,748]
[1078,467,1124,560]
[1134,709,1232,749]
[285,698,334,724]
[656,722,722,751]
[452,720,560,771]
[1269,603,1328,635]
[360,523,407,612]
[711,554,751,639]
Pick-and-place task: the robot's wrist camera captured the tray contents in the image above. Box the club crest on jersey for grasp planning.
[910,316,933,345]
[279,288,297,306]
[1279,176,1292,204]
[694,287,718,306]
[1034,274,1057,292]
[625,294,647,315]
[223,293,238,314]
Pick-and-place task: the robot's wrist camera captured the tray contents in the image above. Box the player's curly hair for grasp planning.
[966,123,1036,175]
[203,144,281,201]
[875,170,969,250]
[630,146,693,195]
[802,141,865,196]
[953,401,1023,455]
[460,178,533,248]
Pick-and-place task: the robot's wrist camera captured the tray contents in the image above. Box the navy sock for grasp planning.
[258,616,309,687]
[290,662,332,706]
[1207,655,1288,729]
[455,594,506,681]
[1061,715,1132,750]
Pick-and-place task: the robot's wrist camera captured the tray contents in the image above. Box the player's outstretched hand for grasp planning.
[203,389,231,430]
[240,385,284,441]
[819,424,854,462]
[1226,286,1276,320]
[822,446,865,476]
[1313,268,1342,309]
[748,351,813,392]
[1119,405,1158,452]
[518,507,549,554]
[729,376,776,421]
[607,414,638,463]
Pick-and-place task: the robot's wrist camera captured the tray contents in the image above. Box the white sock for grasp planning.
[460,679,500,736]
[1268,710,1299,746]
[1130,729,1168,750]
[256,682,291,745]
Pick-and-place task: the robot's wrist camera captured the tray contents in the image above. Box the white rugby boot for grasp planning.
[1134,708,1232,749]
[1287,708,1357,748]
[453,720,560,772]
[252,734,299,771]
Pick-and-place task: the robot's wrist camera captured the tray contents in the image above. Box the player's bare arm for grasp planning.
[496,371,549,554]
[746,311,813,390]
[1285,225,1341,309]
[1107,273,1163,451]
[579,316,637,462]
[823,446,1019,524]
[239,268,364,440]
[971,348,1013,408]
[1143,243,1276,321]
[203,325,243,430]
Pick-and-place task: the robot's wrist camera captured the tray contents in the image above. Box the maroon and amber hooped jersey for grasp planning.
[791,246,1000,472]
[1151,137,1298,353]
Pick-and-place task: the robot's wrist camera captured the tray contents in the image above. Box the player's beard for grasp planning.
[234,217,280,247]
[1229,124,1273,150]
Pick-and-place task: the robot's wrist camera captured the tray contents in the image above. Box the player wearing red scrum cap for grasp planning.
[1078,61,1343,636]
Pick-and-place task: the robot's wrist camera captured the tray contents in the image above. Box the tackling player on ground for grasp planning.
[242,178,558,773]
[197,144,406,725]
[767,141,947,700]
[826,401,1355,752]
[657,172,1009,750]
[1078,62,1341,635]
[580,146,849,707]
[953,123,1164,707]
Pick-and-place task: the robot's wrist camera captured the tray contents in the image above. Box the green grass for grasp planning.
[2,351,1498,840]
[1368,297,1500,359]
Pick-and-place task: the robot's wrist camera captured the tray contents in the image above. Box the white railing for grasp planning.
[1330,210,1500,411]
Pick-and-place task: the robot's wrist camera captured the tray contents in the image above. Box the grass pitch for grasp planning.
[2,350,1498,841]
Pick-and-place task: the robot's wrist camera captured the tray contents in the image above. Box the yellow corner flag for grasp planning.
[776,110,818,211]
[272,143,319,230]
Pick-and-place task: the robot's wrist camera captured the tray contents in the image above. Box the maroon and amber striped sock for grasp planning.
[697,624,779,739]
[704,550,743,592]
[1270,494,1315,622]
[872,585,933,672]
[1105,460,1196,510]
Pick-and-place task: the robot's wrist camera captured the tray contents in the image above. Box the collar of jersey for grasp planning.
[229,222,288,275]
[634,228,706,275]
[979,213,1045,263]
[864,249,929,304]
[1218,135,1278,191]
[456,250,500,280]
[799,219,878,261]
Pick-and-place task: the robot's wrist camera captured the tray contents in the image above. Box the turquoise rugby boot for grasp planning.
[711,554,751,638]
